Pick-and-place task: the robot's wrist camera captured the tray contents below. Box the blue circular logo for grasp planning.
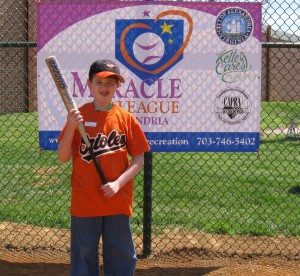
[215,8,253,45]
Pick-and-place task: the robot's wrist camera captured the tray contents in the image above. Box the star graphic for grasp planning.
[168,39,174,44]
[160,22,174,34]
[143,10,150,17]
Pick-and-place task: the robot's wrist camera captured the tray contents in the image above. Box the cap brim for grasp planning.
[94,71,125,83]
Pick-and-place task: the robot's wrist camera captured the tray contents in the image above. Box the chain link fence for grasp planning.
[0,0,300,269]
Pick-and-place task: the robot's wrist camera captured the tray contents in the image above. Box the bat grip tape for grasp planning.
[88,147,107,185]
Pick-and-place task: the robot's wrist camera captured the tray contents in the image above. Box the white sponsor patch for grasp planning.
[85,122,97,127]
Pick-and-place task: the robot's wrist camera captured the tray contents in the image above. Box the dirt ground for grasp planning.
[0,222,300,276]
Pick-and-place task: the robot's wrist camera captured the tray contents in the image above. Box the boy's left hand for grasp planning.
[101,181,120,198]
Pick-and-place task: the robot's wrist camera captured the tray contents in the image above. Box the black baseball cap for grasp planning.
[88,59,125,83]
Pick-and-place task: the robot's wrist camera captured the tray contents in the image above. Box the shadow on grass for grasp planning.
[288,186,300,195]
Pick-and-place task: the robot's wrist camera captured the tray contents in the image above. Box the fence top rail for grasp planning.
[0,42,37,47]
[262,42,300,48]
[1,42,300,49]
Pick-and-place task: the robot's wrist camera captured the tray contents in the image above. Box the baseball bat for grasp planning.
[45,56,107,185]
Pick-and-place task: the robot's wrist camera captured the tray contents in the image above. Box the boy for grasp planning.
[57,59,150,275]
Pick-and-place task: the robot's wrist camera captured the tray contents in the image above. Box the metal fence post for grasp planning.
[143,151,153,257]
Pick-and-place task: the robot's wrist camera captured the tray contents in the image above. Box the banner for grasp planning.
[37,1,262,152]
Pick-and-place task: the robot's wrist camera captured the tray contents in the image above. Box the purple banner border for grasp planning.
[37,1,262,51]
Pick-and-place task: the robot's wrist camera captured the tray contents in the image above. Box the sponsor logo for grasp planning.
[115,10,193,85]
[214,87,251,124]
[216,49,255,83]
[215,7,253,45]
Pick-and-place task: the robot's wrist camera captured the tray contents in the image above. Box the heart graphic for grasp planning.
[119,10,193,75]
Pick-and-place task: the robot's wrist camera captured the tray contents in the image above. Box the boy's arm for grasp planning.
[101,153,145,198]
[57,109,83,163]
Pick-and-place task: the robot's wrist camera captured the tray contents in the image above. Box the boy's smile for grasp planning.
[88,76,120,110]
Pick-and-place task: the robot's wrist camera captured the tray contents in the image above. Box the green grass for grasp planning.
[260,101,300,131]
[0,102,300,237]
[145,145,300,236]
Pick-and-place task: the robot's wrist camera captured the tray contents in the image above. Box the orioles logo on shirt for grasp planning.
[79,129,126,162]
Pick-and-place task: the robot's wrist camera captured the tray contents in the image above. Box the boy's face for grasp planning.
[88,76,120,106]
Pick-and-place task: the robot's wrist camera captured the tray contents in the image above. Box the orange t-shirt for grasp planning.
[58,102,150,217]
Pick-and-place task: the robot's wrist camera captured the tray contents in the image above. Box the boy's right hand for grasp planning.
[67,109,84,130]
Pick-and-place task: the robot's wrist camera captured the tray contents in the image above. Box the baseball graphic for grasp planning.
[133,32,165,65]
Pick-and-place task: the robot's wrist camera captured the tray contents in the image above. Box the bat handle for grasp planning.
[88,147,107,185]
